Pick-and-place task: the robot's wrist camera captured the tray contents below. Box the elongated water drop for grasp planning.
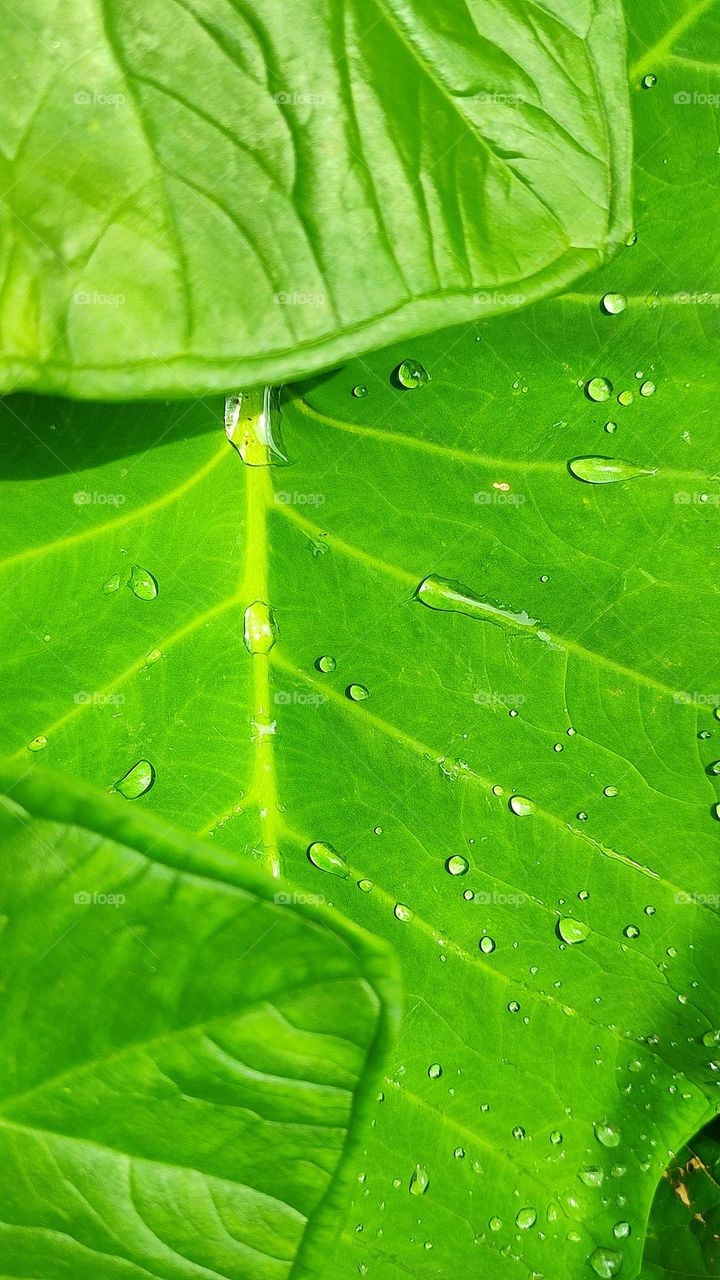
[243,600,278,655]
[307,840,349,878]
[568,456,656,485]
[394,359,430,390]
[516,1207,537,1229]
[579,1167,605,1187]
[357,878,374,893]
[557,917,590,944]
[594,1120,621,1148]
[114,759,155,799]
[224,387,287,466]
[589,1247,623,1277]
[103,573,122,594]
[128,564,158,600]
[144,647,162,667]
[394,902,413,922]
[409,1164,429,1195]
[27,735,48,752]
[415,573,538,632]
[601,294,627,315]
[509,795,536,816]
[479,936,496,954]
[446,855,469,876]
[428,1062,443,1079]
[586,377,613,402]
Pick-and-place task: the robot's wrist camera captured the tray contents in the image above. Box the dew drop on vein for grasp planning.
[113,759,155,799]
[409,1164,429,1195]
[509,795,536,816]
[346,683,370,702]
[567,457,656,485]
[307,840,349,878]
[27,735,48,752]
[224,387,287,466]
[446,854,469,876]
[557,917,590,945]
[243,600,279,655]
[601,294,627,315]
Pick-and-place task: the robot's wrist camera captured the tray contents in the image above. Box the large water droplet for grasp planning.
[557,917,590,945]
[586,377,613,402]
[568,456,656,484]
[409,1164,429,1195]
[243,600,278,655]
[415,574,538,633]
[128,564,158,600]
[640,380,656,398]
[509,795,536,816]
[315,655,336,673]
[589,1247,623,1278]
[394,903,413,922]
[601,294,627,316]
[394,359,430,390]
[516,1207,537,1229]
[27,735,48,752]
[594,1120,621,1148]
[224,387,287,466]
[479,935,496,954]
[307,840,349,878]
[446,855,469,876]
[114,759,155,799]
[346,683,369,702]
[613,1222,631,1239]
[428,1062,443,1079]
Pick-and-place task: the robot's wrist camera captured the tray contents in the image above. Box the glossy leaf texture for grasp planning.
[0,762,401,1280]
[0,0,630,397]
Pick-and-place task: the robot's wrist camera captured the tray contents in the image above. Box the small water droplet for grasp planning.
[512,1125,526,1140]
[550,1130,563,1145]
[394,903,413,922]
[113,759,155,799]
[589,1247,623,1278]
[603,785,618,797]
[605,421,618,434]
[579,1167,605,1187]
[357,878,374,893]
[641,73,657,88]
[489,1216,502,1232]
[394,359,430,390]
[225,387,287,466]
[594,1120,621,1148]
[479,936,496,954]
[613,1222,631,1240]
[586,377,613,402]
[446,854,469,876]
[243,600,278,655]
[623,925,640,939]
[568,456,655,484]
[577,811,589,821]
[27,735,48,752]
[144,647,162,667]
[428,1063,443,1079]
[315,655,336,673]
[454,1146,465,1159]
[639,380,656,397]
[516,1207,537,1229]
[409,1164,429,1195]
[103,573,122,593]
[509,795,536,816]
[553,742,564,752]
[352,385,368,398]
[617,390,635,406]
[557,917,590,945]
[307,840,349,878]
[346,684,369,702]
[508,1000,521,1013]
[644,904,656,916]
[702,1030,720,1047]
[601,294,627,316]
[128,565,158,600]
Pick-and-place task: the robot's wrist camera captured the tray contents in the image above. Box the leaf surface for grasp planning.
[0,0,631,396]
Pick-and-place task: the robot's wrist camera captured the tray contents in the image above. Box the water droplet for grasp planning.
[409,1164,429,1195]
[428,1063,442,1079]
[224,387,287,466]
[446,854,469,876]
[639,381,656,397]
[144,647,162,667]
[346,684,369,702]
[508,1000,521,1013]
[589,1247,623,1278]
[352,385,368,398]
[579,1167,605,1187]
[489,1216,502,1232]
[604,421,618,434]
[557,917,590,945]
[604,785,618,797]
[568,457,656,484]
[113,759,155,799]
[394,903,413,922]
[103,573,122,593]
[613,1222,631,1240]
[586,377,613,402]
[641,73,657,88]
[509,795,536,816]
[243,600,278,655]
[454,1146,465,1159]
[594,1120,621,1148]
[357,878,374,893]
[414,573,538,633]
[553,742,564,752]
[601,294,627,316]
[617,390,635,406]
[27,736,48,752]
[577,811,588,821]
[307,840,349,878]
[315,655,336,673]
[394,359,430,390]
[578,889,590,901]
[516,1207,537,1230]
[644,904,656,916]
[702,1030,720,1047]
[479,936,496,954]
[550,1130,563,1145]
[128,564,158,600]
[623,925,640,939]
[512,1126,526,1140]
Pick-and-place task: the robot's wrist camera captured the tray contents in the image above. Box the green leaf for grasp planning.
[0,761,401,1279]
[0,0,631,397]
[642,1119,720,1279]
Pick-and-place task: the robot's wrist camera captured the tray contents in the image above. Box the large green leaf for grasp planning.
[0,761,400,1279]
[0,0,631,397]
[642,1118,720,1278]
